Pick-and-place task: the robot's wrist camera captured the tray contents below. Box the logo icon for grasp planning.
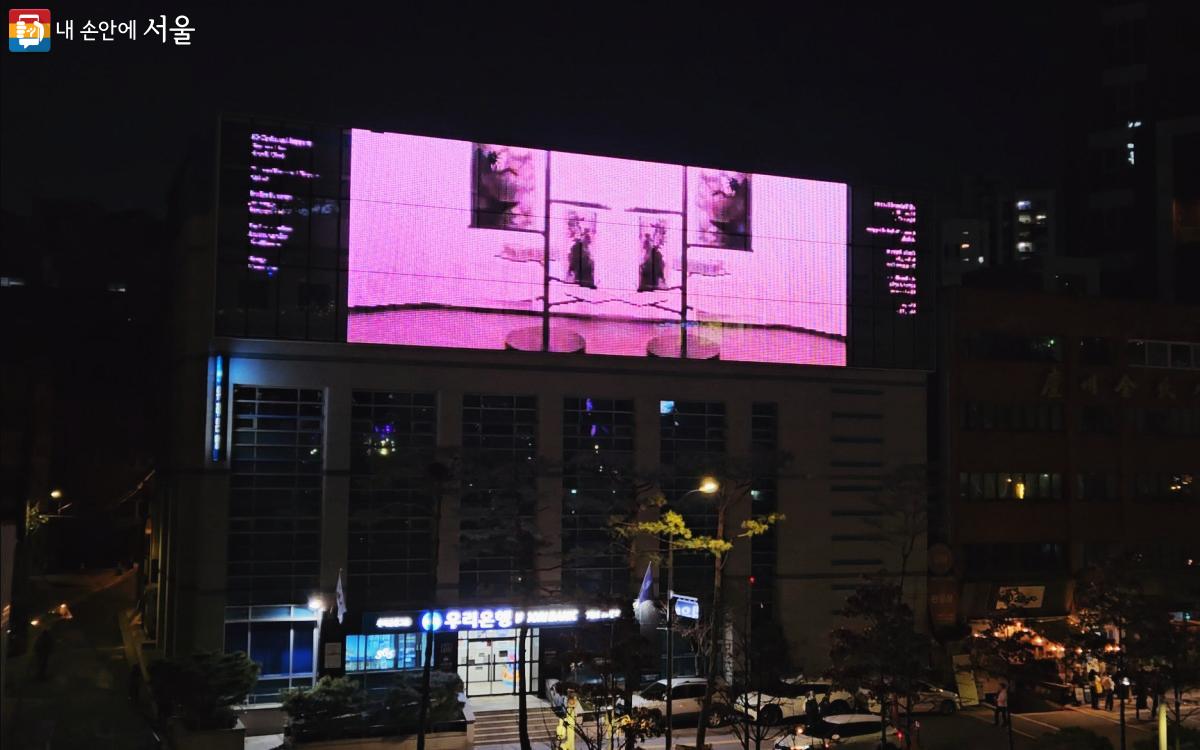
[9,8,50,52]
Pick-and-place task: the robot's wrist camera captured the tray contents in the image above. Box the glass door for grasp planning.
[457,629,540,697]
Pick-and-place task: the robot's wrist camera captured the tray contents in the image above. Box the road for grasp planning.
[575,705,1166,750]
[2,569,157,749]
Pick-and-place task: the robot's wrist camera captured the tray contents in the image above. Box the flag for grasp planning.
[335,568,347,625]
[634,562,657,627]
[636,562,654,605]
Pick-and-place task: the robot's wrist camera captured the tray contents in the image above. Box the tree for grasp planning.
[364,442,455,750]
[616,474,783,750]
[1074,553,1200,750]
[827,579,930,750]
[722,618,791,750]
[457,447,555,750]
[967,588,1044,750]
[150,650,260,731]
[864,464,930,598]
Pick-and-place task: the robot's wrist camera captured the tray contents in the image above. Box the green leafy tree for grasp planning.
[617,480,783,750]
[1075,553,1200,750]
[967,589,1043,750]
[827,579,930,750]
[150,650,260,731]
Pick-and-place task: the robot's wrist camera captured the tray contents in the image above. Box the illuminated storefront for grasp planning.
[350,604,622,697]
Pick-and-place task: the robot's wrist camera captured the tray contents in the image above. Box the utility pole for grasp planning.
[666,531,674,750]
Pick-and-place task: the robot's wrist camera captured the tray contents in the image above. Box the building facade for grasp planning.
[151,118,933,701]
[935,287,1200,631]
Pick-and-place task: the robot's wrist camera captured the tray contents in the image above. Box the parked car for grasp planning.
[628,677,729,727]
[899,681,962,715]
[774,714,901,748]
[738,678,873,725]
[739,677,962,724]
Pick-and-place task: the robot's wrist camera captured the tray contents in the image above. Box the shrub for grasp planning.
[150,650,260,731]
[282,676,368,725]
[385,670,465,727]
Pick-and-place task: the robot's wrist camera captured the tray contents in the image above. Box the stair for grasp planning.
[473,707,560,747]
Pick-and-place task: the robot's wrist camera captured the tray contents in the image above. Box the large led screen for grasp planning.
[345,130,848,365]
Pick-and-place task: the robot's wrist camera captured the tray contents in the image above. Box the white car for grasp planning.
[630,677,728,727]
[774,714,901,749]
[739,679,873,725]
[900,681,963,716]
[740,678,962,724]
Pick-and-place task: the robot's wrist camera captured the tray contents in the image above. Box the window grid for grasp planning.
[348,391,438,608]
[660,401,726,595]
[962,401,1064,432]
[958,472,1063,501]
[228,387,324,607]
[562,397,635,597]
[460,395,538,598]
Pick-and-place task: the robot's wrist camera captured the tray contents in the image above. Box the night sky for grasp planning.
[2,2,1071,217]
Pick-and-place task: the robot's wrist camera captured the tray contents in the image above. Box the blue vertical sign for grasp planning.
[211,354,224,462]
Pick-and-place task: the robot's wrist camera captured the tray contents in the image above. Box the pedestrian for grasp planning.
[1134,679,1147,720]
[33,628,54,680]
[818,693,831,716]
[995,682,1010,727]
[1092,672,1103,710]
[1150,672,1161,716]
[805,691,820,725]
[1102,673,1115,711]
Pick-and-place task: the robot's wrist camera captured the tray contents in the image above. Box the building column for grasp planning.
[320,385,352,598]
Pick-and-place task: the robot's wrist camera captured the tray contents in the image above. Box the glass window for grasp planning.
[366,634,396,671]
[1147,342,1169,367]
[1170,344,1192,369]
[1127,340,1146,366]
[250,621,292,677]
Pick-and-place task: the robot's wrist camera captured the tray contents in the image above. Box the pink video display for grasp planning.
[347,129,848,365]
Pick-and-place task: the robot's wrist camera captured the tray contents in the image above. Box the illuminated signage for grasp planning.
[211,354,224,462]
[347,130,848,365]
[245,132,317,277]
[865,200,918,317]
[673,595,700,620]
[372,605,622,631]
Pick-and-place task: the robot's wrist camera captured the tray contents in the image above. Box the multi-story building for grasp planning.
[935,287,1200,634]
[151,116,934,702]
[1062,1,1200,302]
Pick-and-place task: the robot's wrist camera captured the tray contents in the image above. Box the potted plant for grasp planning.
[150,650,259,750]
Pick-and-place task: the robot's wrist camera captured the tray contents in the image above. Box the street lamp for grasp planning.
[665,476,719,750]
[49,489,63,500]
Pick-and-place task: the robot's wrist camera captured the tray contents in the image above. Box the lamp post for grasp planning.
[664,476,719,750]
